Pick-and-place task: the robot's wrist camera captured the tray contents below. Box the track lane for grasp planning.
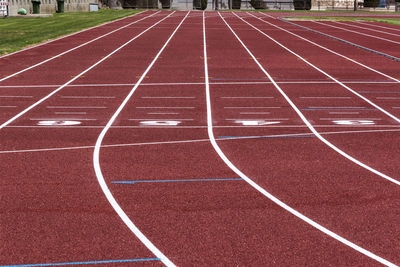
[215,11,400,265]
[0,12,187,267]
[98,11,372,265]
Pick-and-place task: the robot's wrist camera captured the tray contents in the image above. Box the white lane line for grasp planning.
[147,112,179,115]
[141,96,195,99]
[3,128,400,155]
[220,96,274,99]
[230,12,400,184]
[55,112,87,115]
[0,10,147,59]
[320,118,382,120]
[313,20,400,45]
[329,112,360,114]
[93,11,191,267]
[356,21,400,33]
[225,118,288,120]
[216,11,398,266]
[128,118,193,121]
[29,118,97,121]
[240,112,271,114]
[377,97,400,100]
[254,12,400,84]
[0,13,174,131]
[332,21,400,38]
[136,106,195,109]
[47,106,107,109]
[224,106,281,109]
[0,95,33,98]
[0,11,161,83]
[60,96,116,99]
[300,96,352,99]
[1,80,398,88]
[242,12,400,124]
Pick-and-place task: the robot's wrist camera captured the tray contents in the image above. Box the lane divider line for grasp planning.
[213,11,397,266]
[1,128,400,154]
[332,21,400,38]
[93,11,191,267]
[0,11,162,83]
[0,12,174,131]
[230,12,400,186]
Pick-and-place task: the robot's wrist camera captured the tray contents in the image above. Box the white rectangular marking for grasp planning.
[147,112,179,115]
[300,97,352,99]
[224,106,281,109]
[377,97,400,100]
[329,112,360,114]
[225,118,289,120]
[136,107,195,109]
[60,96,116,99]
[0,95,33,98]
[309,106,366,109]
[141,97,195,99]
[0,106,17,108]
[55,112,87,115]
[128,118,194,121]
[320,118,382,120]
[220,96,274,99]
[30,118,97,121]
[240,112,271,114]
[47,106,107,109]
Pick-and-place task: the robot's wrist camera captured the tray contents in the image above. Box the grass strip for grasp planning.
[0,9,143,55]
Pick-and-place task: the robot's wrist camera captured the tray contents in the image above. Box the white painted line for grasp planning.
[0,106,17,108]
[29,118,97,121]
[60,96,116,99]
[0,10,147,59]
[93,11,191,267]
[333,21,400,38]
[240,112,271,114]
[314,21,400,45]
[224,106,281,109]
[254,12,400,85]
[356,21,400,33]
[225,118,288,120]
[244,12,400,124]
[220,96,274,99]
[300,96,352,99]
[141,96,195,99]
[0,11,162,83]
[128,118,193,121]
[320,118,382,120]
[309,106,366,109]
[377,97,400,100]
[47,106,107,109]
[55,112,87,115]
[2,128,400,155]
[393,107,400,109]
[329,112,360,114]
[147,112,179,115]
[0,95,33,98]
[136,106,195,109]
[211,12,397,267]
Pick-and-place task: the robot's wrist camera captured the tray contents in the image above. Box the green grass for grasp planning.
[0,9,143,55]
[286,16,400,26]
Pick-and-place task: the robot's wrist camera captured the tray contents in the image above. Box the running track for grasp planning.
[1,10,400,266]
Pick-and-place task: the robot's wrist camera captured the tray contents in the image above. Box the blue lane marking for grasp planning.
[302,108,377,111]
[218,134,314,139]
[2,258,160,267]
[358,91,400,93]
[112,178,243,184]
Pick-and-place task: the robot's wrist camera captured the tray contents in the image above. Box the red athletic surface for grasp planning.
[1,10,400,266]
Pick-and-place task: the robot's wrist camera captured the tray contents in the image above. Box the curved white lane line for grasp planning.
[207,12,397,266]
[0,12,174,131]
[0,10,147,60]
[227,12,400,187]
[93,11,191,267]
[332,21,400,38]
[253,12,400,84]
[313,21,400,45]
[0,11,161,83]
[239,12,400,124]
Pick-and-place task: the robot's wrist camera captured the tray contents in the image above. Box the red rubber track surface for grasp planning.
[1,10,400,266]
